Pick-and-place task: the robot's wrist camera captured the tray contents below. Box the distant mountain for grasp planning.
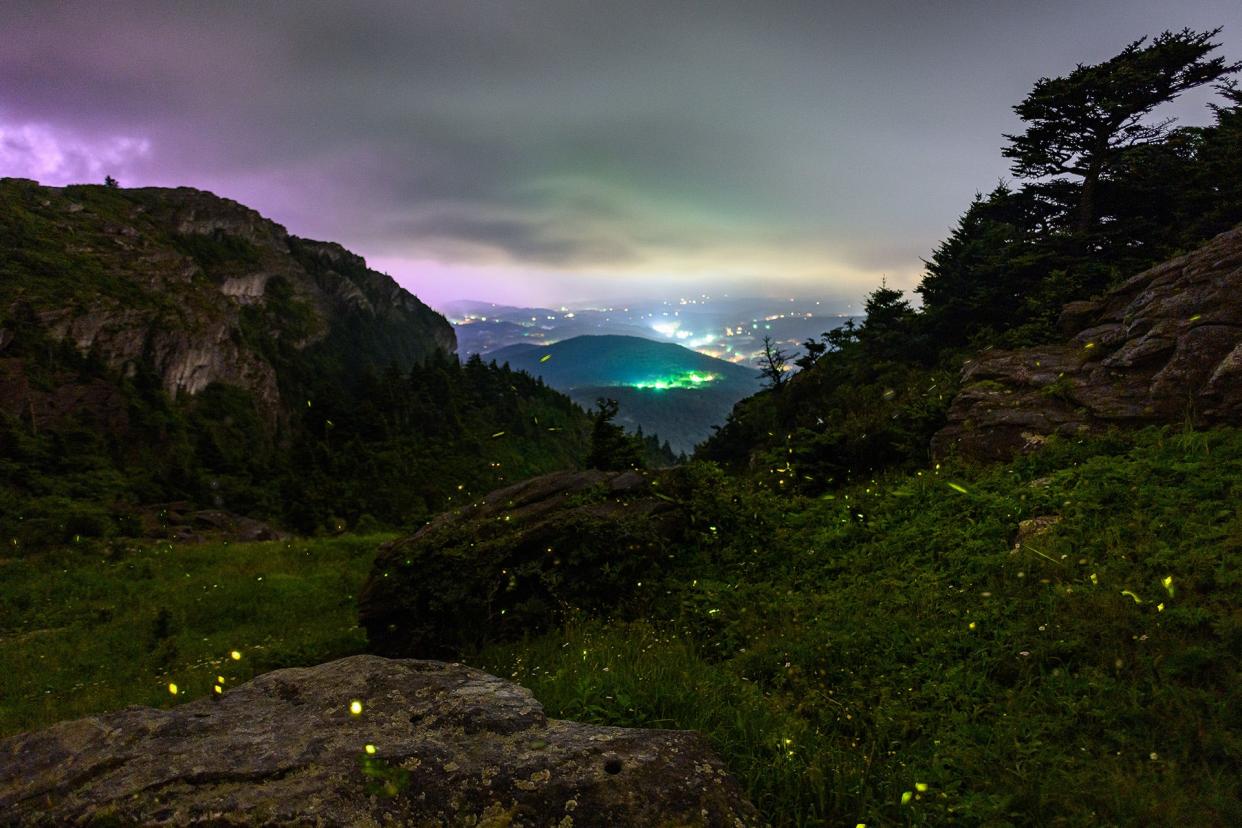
[487,335,762,453]
[442,296,862,367]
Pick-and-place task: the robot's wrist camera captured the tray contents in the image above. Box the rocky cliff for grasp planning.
[0,178,454,423]
[934,224,1242,460]
[0,655,760,826]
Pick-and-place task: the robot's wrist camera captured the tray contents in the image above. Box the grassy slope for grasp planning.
[470,427,1241,826]
[0,535,389,736]
[3,428,1238,826]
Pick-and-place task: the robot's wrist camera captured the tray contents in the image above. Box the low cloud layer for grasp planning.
[2,1,1239,305]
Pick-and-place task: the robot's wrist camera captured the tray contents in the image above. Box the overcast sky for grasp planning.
[2,1,1240,308]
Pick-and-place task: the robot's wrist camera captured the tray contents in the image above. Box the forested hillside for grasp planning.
[702,29,1242,487]
[0,181,592,543]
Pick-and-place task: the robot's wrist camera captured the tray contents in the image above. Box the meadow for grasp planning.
[3,427,1239,825]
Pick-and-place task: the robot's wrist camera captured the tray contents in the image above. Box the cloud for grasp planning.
[0,118,150,185]
[1,0,1239,305]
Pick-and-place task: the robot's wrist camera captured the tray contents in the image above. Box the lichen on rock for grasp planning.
[0,655,760,826]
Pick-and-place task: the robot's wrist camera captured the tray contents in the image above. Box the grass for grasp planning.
[470,427,1242,826]
[3,427,1240,825]
[0,534,391,736]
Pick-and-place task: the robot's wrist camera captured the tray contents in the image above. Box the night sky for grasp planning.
[2,1,1239,307]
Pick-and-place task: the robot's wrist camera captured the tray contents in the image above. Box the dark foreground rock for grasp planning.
[0,654,760,827]
[360,468,692,658]
[934,224,1242,461]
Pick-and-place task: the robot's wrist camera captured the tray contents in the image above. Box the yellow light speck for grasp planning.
[947,482,968,494]
[350,700,363,716]
[217,675,225,684]
[168,683,178,695]
[230,650,242,661]
[213,684,223,695]
[915,782,929,792]
[901,790,913,805]
[365,744,377,755]
[1121,590,1142,604]
[1162,575,1174,597]
[1157,602,1165,612]
[968,621,977,630]
[1090,573,1098,585]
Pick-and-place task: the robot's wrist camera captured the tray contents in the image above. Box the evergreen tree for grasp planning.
[858,280,918,361]
[794,338,827,370]
[586,398,643,471]
[1004,28,1239,233]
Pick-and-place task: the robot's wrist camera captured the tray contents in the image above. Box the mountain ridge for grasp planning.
[487,334,761,452]
[1,177,455,422]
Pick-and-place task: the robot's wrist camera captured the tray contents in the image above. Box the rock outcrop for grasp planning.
[360,469,690,658]
[934,224,1242,460]
[0,177,455,425]
[0,655,759,826]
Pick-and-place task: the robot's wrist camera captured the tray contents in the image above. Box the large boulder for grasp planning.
[934,224,1242,461]
[0,655,760,826]
[359,469,694,658]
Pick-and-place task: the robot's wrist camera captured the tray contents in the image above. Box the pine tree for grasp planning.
[1004,28,1239,233]
[586,398,643,470]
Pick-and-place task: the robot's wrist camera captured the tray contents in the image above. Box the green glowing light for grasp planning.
[628,371,719,390]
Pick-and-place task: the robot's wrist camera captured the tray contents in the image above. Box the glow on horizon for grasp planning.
[368,252,920,311]
[628,371,719,390]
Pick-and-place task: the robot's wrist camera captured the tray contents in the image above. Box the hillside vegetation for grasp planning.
[0,181,594,543]
[468,428,1242,825]
[9,429,1237,824]
[702,32,1242,481]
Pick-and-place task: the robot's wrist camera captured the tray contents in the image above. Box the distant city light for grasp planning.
[627,371,719,390]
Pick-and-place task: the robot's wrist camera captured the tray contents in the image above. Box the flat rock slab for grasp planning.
[0,655,759,826]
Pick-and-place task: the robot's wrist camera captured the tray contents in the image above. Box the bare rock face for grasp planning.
[934,224,1242,461]
[0,655,760,827]
[359,469,688,659]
